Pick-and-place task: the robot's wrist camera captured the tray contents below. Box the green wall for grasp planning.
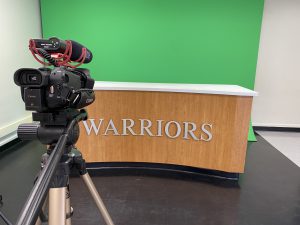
[41,0,264,140]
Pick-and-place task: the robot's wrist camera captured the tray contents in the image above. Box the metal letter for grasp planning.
[82,119,104,135]
[183,122,199,140]
[156,120,164,137]
[165,121,181,138]
[104,119,120,135]
[122,119,137,135]
[201,124,213,141]
[139,119,154,136]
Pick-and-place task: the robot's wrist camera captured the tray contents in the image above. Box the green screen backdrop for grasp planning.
[41,0,264,141]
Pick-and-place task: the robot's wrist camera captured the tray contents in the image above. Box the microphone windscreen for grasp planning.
[70,40,93,63]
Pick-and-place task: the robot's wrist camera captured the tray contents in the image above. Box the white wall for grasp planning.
[252,0,300,127]
[0,0,42,145]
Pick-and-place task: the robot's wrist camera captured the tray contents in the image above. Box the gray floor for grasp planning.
[256,131,300,167]
[0,141,46,224]
[0,136,299,225]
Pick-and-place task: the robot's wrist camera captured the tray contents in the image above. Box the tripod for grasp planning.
[35,146,114,225]
[16,109,115,225]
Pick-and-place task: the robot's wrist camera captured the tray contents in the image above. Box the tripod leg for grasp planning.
[66,186,72,225]
[49,187,66,225]
[81,173,115,225]
[35,217,42,225]
[34,195,48,225]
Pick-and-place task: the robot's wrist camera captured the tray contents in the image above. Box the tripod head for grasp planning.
[17,109,87,147]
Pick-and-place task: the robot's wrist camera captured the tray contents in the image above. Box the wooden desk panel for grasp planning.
[77,91,252,173]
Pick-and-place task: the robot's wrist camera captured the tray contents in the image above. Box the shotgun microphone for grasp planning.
[31,37,93,63]
[69,39,93,63]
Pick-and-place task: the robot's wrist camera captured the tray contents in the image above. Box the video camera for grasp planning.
[14,37,95,113]
[4,37,115,225]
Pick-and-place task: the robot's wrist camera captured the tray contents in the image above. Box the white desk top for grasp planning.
[94,81,258,97]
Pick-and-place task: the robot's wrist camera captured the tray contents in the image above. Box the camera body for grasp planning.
[14,66,95,112]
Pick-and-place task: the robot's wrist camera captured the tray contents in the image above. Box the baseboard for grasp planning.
[0,115,32,146]
[0,131,18,147]
[253,126,300,132]
[0,138,22,155]
[84,162,240,186]
[252,122,300,128]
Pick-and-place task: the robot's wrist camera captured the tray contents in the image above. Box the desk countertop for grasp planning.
[94,81,258,97]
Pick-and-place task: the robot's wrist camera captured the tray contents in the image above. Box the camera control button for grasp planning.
[49,85,55,94]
